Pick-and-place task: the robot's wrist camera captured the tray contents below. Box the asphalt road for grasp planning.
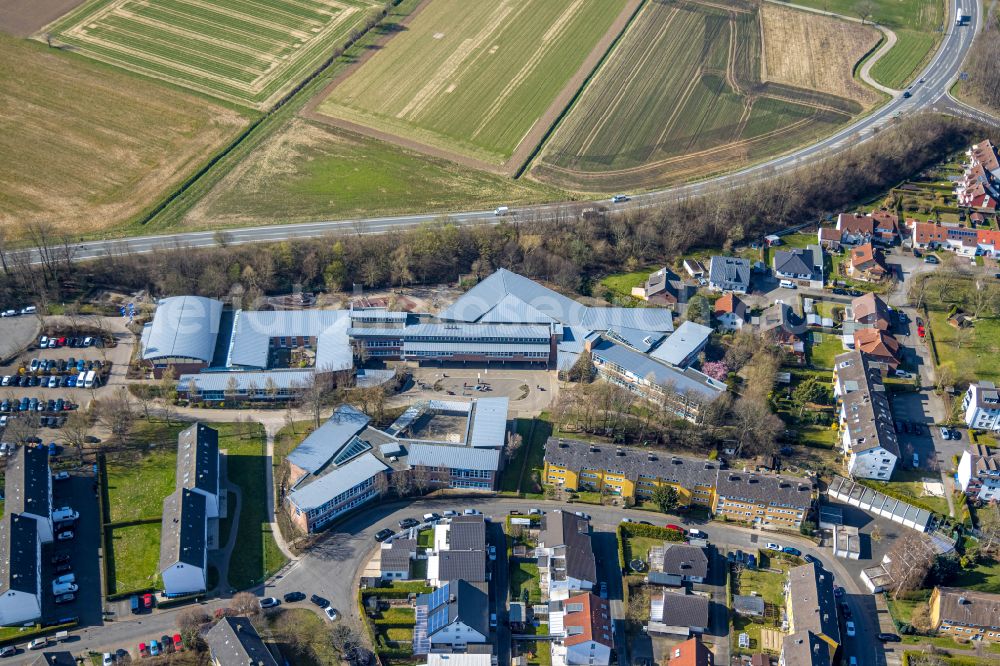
[31,0,996,266]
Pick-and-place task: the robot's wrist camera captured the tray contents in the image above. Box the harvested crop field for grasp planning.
[313,0,634,169]
[760,3,881,107]
[0,33,247,234]
[0,0,88,36]
[45,0,382,109]
[531,0,864,192]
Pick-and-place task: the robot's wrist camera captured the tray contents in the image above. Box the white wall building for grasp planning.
[537,511,597,601]
[159,489,208,596]
[956,444,1000,502]
[963,382,1000,431]
[833,351,899,480]
[0,513,42,626]
[549,593,613,666]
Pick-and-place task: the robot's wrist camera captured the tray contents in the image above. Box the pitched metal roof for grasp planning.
[287,452,387,512]
[468,398,509,448]
[436,550,486,582]
[659,544,709,579]
[206,617,279,666]
[142,296,223,363]
[448,515,486,551]
[650,321,712,367]
[178,369,315,392]
[781,631,831,666]
[590,339,726,401]
[834,350,900,456]
[176,423,218,497]
[407,444,500,472]
[544,438,721,488]
[226,309,352,371]
[654,591,710,628]
[0,513,38,595]
[714,471,814,510]
[380,539,416,573]
[708,256,750,288]
[438,269,673,332]
[159,488,207,570]
[287,405,371,474]
[417,580,490,638]
[5,445,50,519]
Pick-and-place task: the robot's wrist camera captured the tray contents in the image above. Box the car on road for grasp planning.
[283,592,305,603]
[687,528,707,539]
[765,542,781,551]
[28,639,48,651]
[924,254,939,264]
[803,554,819,565]
[834,586,844,597]
[399,518,419,530]
[260,597,280,609]
[611,194,630,203]
[848,289,863,297]
[913,453,920,468]
[374,528,394,542]
[781,546,802,556]
[599,582,608,599]
[574,511,590,520]
[840,602,852,619]
[463,509,481,515]
[0,646,16,657]
[55,593,75,605]
[324,607,339,621]
[940,427,952,440]
[52,471,70,482]
[443,510,458,518]
[878,633,901,642]
[832,288,847,295]
[102,654,114,666]
[845,621,856,637]
[56,530,74,541]
[665,524,684,532]
[310,594,329,608]
[903,90,912,98]
[488,545,497,561]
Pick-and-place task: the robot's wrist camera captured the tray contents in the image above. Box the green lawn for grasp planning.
[417,529,433,549]
[510,561,542,604]
[218,423,287,589]
[950,557,1000,594]
[622,536,661,564]
[859,472,953,516]
[774,233,820,251]
[525,625,552,666]
[798,424,839,449]
[787,0,942,31]
[929,311,1000,385]
[500,414,552,496]
[108,522,162,593]
[500,419,533,493]
[264,607,342,666]
[601,269,655,300]
[809,332,845,370]
[106,428,184,522]
[869,29,937,89]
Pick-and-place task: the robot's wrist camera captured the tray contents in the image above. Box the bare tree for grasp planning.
[954,325,974,350]
[883,532,937,599]
[412,467,433,496]
[504,431,523,463]
[391,471,412,497]
[62,411,91,462]
[4,412,40,444]
[231,591,261,618]
[98,387,135,448]
[977,503,1000,554]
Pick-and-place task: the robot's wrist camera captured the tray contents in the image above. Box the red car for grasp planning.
[665,524,683,532]
[138,642,148,657]
[917,325,926,338]
[57,337,66,346]
[142,593,154,610]
[173,634,183,651]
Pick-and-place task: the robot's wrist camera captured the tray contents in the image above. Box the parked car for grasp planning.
[0,645,17,657]
[488,545,497,561]
[878,633,902,642]
[834,586,844,598]
[150,640,160,657]
[781,546,802,556]
[598,582,608,599]
[310,594,329,608]
[260,597,280,609]
[56,530,75,541]
[803,554,819,565]
[374,528,394,542]
[845,621,856,637]
[398,518,419,529]
[28,639,48,651]
[50,553,70,566]
[765,542,781,551]
[102,653,114,666]
[55,593,76,605]
[924,255,939,264]
[142,593,154,610]
[665,524,684,532]
[283,591,305,603]
[324,607,339,621]
[940,427,952,440]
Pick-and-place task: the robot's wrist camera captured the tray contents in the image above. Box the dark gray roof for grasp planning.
[437,550,486,583]
[448,515,486,551]
[660,544,709,579]
[933,587,1000,628]
[708,256,751,288]
[774,246,822,279]
[715,471,814,510]
[380,539,416,573]
[286,404,370,474]
[659,592,710,628]
[782,631,831,666]
[540,511,596,584]
[788,563,841,645]
[29,652,77,666]
[206,617,279,666]
[177,423,219,497]
[159,488,207,570]
[5,445,50,518]
[0,513,38,595]
[733,595,765,615]
[418,580,489,638]
[834,350,900,456]
[544,438,721,489]
[589,339,726,401]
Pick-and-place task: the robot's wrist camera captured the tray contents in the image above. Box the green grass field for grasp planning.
[929,312,1000,385]
[106,447,179,523]
[316,0,628,165]
[510,561,542,604]
[186,119,565,228]
[47,0,382,108]
[109,522,163,593]
[533,0,855,191]
[869,30,937,89]
[0,33,247,235]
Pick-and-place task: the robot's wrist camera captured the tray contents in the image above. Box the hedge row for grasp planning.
[0,621,78,648]
[361,587,431,600]
[158,593,205,609]
[620,523,685,542]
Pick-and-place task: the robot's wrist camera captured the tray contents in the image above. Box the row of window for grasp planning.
[310,487,378,529]
[306,475,376,518]
[404,350,549,358]
[452,469,491,479]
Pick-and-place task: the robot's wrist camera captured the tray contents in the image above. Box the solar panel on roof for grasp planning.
[428,584,449,609]
[427,607,449,635]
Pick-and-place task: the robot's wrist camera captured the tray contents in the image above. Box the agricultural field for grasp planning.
[787,0,944,88]
[45,0,383,108]
[759,3,881,107]
[0,33,247,234]
[183,118,567,228]
[313,0,635,169]
[531,0,866,192]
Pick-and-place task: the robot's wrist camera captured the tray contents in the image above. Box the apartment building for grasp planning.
[537,511,597,601]
[833,351,900,480]
[963,382,1000,431]
[930,587,1000,642]
[785,562,841,660]
[713,472,814,529]
[956,444,1000,502]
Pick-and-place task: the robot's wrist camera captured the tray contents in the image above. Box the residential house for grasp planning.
[956,444,1000,502]
[963,382,1000,431]
[871,210,900,243]
[658,544,709,583]
[713,472,814,529]
[176,423,221,519]
[159,488,208,596]
[667,637,714,666]
[707,257,751,294]
[956,140,1000,210]
[413,581,489,653]
[205,616,279,666]
[817,227,842,251]
[773,245,824,289]
[537,511,597,600]
[380,538,416,580]
[833,351,900,480]
[428,516,487,586]
[0,513,41,626]
[756,303,805,363]
[780,632,831,666]
[836,213,875,245]
[852,328,901,370]
[549,593,613,666]
[713,292,747,331]
[851,293,892,331]
[632,268,692,307]
[847,244,889,282]
[649,590,710,635]
[4,445,53,544]
[929,586,1000,642]
[911,221,1000,257]
[683,260,706,279]
[786,562,841,659]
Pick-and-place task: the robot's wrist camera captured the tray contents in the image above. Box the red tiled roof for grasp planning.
[854,328,901,365]
[563,593,613,648]
[851,244,887,274]
[870,210,899,235]
[838,213,874,236]
[852,292,891,330]
[714,292,745,316]
[971,140,1000,172]
[912,222,1000,247]
[667,637,715,666]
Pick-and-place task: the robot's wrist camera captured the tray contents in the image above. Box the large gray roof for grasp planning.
[468,398,509,448]
[286,404,371,474]
[176,423,218,497]
[708,256,750,288]
[715,471,814,510]
[782,631,831,666]
[834,350,900,456]
[656,591,710,629]
[448,515,486,551]
[788,562,841,645]
[650,321,712,367]
[439,269,673,332]
[417,580,489,638]
[380,539,416,573]
[540,511,596,584]
[227,309,352,372]
[159,488,207,570]
[287,452,388,512]
[142,296,223,363]
[437,550,486,582]
[544,438,721,488]
[590,339,726,401]
[206,617,279,666]
[5,445,50,519]
[659,544,709,579]
[0,513,38,595]
[407,444,500,472]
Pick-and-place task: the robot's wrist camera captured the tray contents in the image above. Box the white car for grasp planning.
[765,542,781,551]
[893,369,913,379]
[53,471,70,482]
[324,607,339,621]
[1,375,10,386]
[259,597,280,609]
[102,653,114,666]
[845,621,856,637]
